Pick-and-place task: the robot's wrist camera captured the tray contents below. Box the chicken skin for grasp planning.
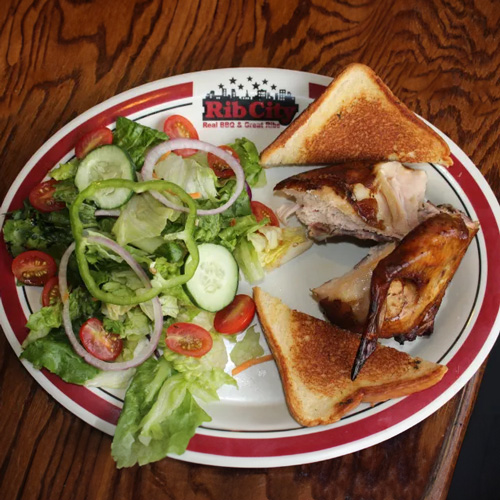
[351,208,479,379]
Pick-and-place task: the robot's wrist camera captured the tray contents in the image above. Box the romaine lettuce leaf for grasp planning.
[69,287,101,319]
[103,307,151,338]
[233,236,264,283]
[23,287,100,347]
[50,158,79,181]
[112,193,174,251]
[139,293,180,320]
[111,357,212,467]
[229,138,266,187]
[218,214,265,251]
[3,202,73,257]
[113,116,168,169]
[215,179,252,218]
[194,213,221,243]
[230,326,264,366]
[23,304,62,347]
[20,329,99,384]
[85,367,136,389]
[155,153,218,201]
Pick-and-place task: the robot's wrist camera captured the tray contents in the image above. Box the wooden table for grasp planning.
[1,1,498,498]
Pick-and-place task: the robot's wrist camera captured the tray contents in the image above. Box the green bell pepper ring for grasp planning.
[69,179,199,306]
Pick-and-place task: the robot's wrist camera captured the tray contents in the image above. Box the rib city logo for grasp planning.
[202,76,299,129]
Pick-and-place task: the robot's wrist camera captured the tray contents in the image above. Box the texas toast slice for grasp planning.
[253,287,447,426]
[260,63,452,167]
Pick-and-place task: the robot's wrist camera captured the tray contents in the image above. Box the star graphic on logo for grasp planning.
[229,77,237,84]
[238,84,244,90]
[271,84,277,90]
[247,76,253,82]
[262,79,268,85]
[252,82,259,89]
[218,83,224,89]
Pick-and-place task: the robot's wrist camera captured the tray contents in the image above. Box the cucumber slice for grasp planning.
[74,145,136,209]
[184,243,239,312]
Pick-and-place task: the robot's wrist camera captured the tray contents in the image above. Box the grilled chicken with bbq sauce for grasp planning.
[351,208,479,380]
[274,161,438,242]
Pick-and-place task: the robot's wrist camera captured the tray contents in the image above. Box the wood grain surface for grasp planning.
[0,0,498,499]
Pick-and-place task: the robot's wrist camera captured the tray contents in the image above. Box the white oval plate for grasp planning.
[1,68,499,468]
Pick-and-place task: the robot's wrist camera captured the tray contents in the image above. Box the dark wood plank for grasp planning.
[1,0,498,499]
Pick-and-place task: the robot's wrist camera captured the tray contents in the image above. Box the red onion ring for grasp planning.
[245,181,252,201]
[59,237,163,371]
[141,139,245,215]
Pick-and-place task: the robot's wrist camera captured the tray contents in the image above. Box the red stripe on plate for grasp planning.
[9,82,193,212]
[42,369,121,425]
[309,82,327,100]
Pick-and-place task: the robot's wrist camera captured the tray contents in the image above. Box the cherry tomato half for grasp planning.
[79,318,123,361]
[163,115,199,157]
[42,276,61,307]
[75,127,113,159]
[207,145,240,179]
[29,179,66,213]
[12,250,57,286]
[250,201,280,227]
[214,295,256,334]
[166,322,213,358]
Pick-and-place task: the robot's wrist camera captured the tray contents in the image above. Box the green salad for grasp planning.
[3,115,311,467]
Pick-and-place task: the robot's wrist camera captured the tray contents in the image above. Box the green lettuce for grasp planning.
[23,287,100,347]
[194,213,221,243]
[233,236,264,283]
[103,307,151,338]
[229,137,266,187]
[155,153,218,201]
[111,358,213,467]
[23,305,62,347]
[163,331,229,374]
[3,202,73,257]
[112,193,175,252]
[191,184,255,245]
[50,158,79,181]
[113,116,168,169]
[247,226,312,271]
[52,179,79,206]
[85,368,136,389]
[139,293,180,320]
[217,214,265,251]
[69,287,101,319]
[230,326,264,366]
[21,329,99,384]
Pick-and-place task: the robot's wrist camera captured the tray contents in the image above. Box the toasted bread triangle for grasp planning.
[253,287,447,426]
[260,63,452,167]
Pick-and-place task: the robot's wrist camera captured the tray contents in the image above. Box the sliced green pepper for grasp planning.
[69,179,199,305]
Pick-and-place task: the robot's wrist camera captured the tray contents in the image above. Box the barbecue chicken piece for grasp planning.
[313,243,396,333]
[274,161,437,242]
[350,208,479,380]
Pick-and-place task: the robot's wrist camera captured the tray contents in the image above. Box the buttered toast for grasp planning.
[253,287,447,426]
[260,63,452,167]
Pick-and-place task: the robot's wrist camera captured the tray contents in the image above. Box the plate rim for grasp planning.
[1,67,499,468]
